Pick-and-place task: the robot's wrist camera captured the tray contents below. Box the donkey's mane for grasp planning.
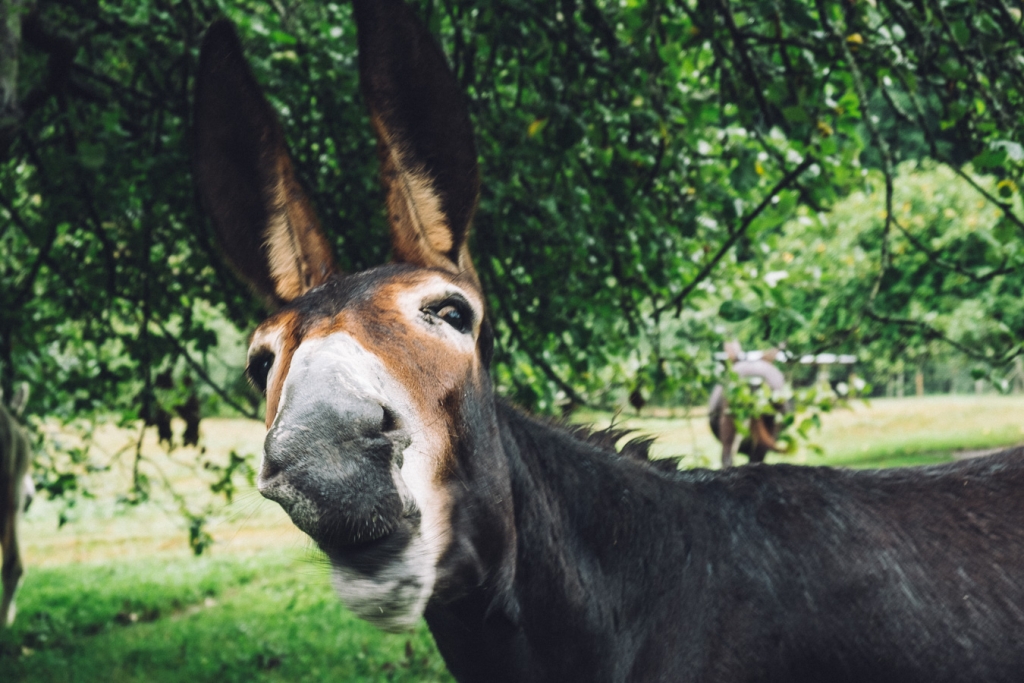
[529,412,684,473]
[565,423,655,460]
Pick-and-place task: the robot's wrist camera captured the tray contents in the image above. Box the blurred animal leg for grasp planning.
[1,505,23,627]
[22,474,34,513]
[748,418,769,464]
[720,413,737,469]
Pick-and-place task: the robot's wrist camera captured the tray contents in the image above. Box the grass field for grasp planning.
[3,553,450,682]
[3,394,1023,681]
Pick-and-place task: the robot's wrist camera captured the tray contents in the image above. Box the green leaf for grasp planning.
[270,30,297,45]
[951,20,970,44]
[782,106,809,124]
[78,143,106,170]
[718,299,753,322]
[972,147,1006,170]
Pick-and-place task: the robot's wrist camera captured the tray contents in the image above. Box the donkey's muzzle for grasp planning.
[259,393,410,551]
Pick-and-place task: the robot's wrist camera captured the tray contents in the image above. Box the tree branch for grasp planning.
[890,214,1015,284]
[886,70,1024,236]
[0,191,58,310]
[716,0,779,130]
[865,310,1019,366]
[479,257,590,408]
[151,319,260,421]
[664,156,814,317]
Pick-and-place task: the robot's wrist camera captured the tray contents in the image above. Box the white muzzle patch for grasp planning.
[260,331,451,631]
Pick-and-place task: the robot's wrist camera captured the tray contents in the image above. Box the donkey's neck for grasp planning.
[426,402,696,683]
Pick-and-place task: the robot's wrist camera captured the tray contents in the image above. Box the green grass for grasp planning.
[4,394,1023,682]
[798,395,1024,468]
[2,551,453,683]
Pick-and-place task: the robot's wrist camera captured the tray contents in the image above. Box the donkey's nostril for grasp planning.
[260,453,283,482]
[381,406,400,433]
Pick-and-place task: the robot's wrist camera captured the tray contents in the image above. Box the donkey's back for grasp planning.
[658,449,1024,683]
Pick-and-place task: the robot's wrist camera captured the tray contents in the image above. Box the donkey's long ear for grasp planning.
[193,20,336,307]
[354,0,480,286]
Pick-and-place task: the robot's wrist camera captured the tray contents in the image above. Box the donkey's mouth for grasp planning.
[319,512,420,575]
[261,474,422,575]
[259,474,415,550]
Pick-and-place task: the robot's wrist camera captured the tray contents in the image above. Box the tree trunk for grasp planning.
[915,368,924,397]
[0,0,26,143]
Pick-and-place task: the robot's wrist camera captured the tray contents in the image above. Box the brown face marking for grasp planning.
[355,278,483,483]
[247,309,301,428]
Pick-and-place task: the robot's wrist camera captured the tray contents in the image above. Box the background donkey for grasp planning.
[193,2,1024,680]
[1,383,33,628]
[709,342,791,468]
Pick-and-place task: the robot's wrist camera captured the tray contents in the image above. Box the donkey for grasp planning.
[709,344,791,468]
[193,2,1024,681]
[1,383,34,628]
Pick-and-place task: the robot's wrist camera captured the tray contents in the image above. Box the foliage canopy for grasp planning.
[1,0,1022,431]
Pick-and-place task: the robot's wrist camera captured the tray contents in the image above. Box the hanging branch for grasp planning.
[717,0,779,131]
[131,419,148,502]
[0,191,59,310]
[865,310,1021,366]
[885,71,1024,237]
[479,257,590,408]
[151,319,260,421]
[890,216,1015,284]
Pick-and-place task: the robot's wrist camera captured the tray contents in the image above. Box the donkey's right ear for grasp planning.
[192,20,336,308]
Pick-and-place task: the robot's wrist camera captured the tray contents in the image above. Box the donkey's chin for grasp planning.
[326,518,439,632]
[269,489,435,631]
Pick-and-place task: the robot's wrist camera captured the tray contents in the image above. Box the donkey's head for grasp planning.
[193,1,514,631]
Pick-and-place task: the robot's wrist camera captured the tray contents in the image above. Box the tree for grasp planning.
[1,0,1023,514]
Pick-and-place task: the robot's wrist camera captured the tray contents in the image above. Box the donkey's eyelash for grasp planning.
[421,296,473,334]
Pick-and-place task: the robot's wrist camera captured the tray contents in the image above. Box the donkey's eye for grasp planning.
[424,297,472,334]
[246,350,275,393]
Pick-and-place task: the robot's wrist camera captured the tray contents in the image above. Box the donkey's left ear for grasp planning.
[354,0,480,287]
